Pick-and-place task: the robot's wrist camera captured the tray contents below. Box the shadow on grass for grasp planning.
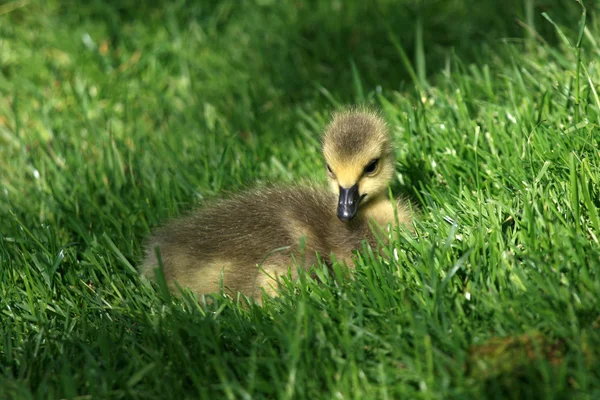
[57,0,595,104]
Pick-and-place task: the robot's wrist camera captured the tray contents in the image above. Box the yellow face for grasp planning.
[324,144,394,220]
[321,109,394,221]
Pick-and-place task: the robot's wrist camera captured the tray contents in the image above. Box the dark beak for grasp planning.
[337,184,361,222]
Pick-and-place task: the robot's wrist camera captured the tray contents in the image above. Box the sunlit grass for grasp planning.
[1,1,599,398]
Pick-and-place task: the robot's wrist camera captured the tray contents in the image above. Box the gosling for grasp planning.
[141,108,413,301]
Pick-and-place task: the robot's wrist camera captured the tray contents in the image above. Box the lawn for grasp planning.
[1,0,599,398]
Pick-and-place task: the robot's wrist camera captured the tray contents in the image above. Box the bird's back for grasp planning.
[142,185,365,276]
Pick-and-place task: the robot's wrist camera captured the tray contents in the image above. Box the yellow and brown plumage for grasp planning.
[141,108,413,301]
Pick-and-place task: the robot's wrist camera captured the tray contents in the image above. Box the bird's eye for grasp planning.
[326,164,333,174]
[363,159,379,174]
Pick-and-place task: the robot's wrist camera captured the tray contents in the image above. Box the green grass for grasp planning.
[1,0,600,398]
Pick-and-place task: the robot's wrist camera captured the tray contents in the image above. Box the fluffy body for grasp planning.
[142,186,411,300]
[141,108,414,301]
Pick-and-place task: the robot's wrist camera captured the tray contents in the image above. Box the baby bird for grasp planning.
[141,108,413,301]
